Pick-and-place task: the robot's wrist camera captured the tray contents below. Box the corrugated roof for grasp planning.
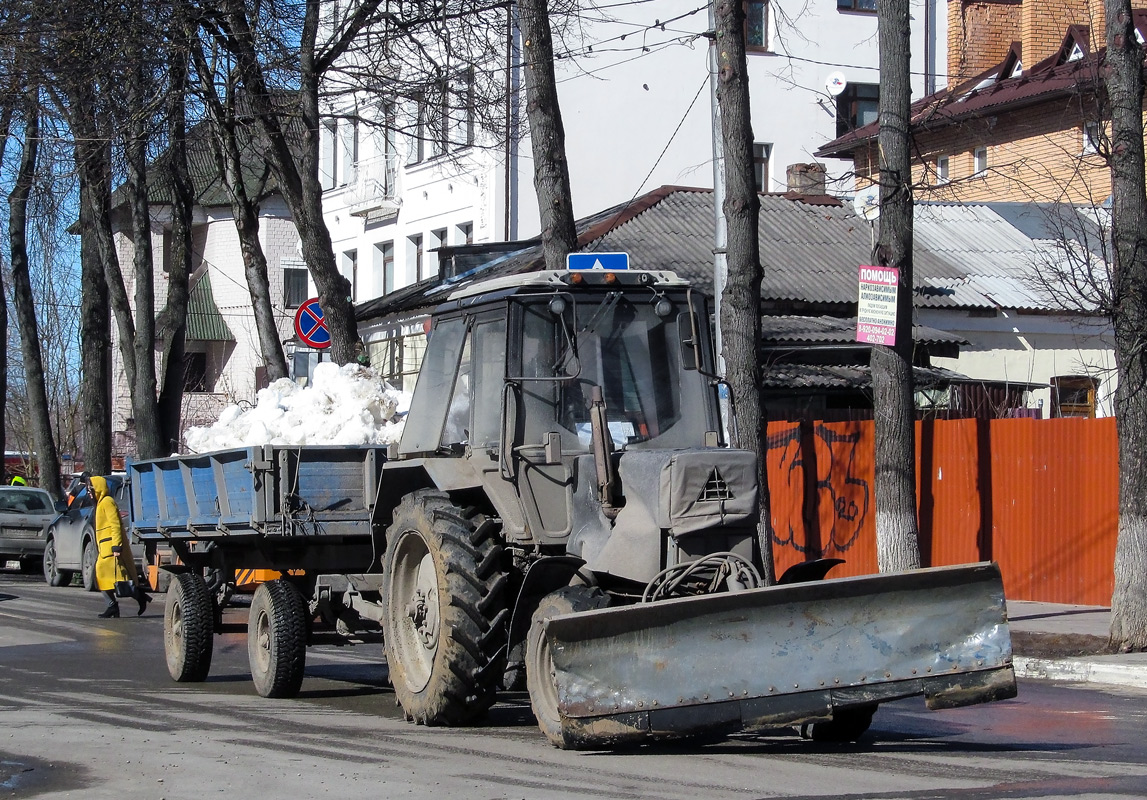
[761,315,966,346]
[761,363,966,391]
[186,272,234,342]
[357,186,1104,324]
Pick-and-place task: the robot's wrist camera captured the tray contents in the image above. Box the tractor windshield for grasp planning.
[518,290,715,451]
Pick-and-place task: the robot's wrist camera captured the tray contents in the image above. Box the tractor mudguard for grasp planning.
[543,562,1016,749]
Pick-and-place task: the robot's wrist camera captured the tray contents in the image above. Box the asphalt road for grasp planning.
[4,568,1147,800]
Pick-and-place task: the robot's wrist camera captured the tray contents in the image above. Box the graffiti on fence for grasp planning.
[767,423,871,557]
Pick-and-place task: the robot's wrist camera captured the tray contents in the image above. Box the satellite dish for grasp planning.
[853,185,880,221]
[826,72,848,97]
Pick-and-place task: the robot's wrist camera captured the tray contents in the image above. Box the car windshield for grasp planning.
[0,489,52,513]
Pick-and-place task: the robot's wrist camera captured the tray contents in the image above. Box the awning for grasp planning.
[186,272,235,342]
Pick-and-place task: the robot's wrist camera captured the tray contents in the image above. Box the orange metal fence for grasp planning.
[765,417,1119,606]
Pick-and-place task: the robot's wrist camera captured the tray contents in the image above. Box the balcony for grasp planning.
[347,155,401,217]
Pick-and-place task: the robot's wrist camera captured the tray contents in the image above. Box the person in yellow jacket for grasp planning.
[90,474,150,618]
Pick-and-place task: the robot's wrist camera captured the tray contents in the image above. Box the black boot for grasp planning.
[98,604,120,619]
[135,587,152,616]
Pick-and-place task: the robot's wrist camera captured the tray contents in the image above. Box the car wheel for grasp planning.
[81,536,98,592]
[43,539,74,587]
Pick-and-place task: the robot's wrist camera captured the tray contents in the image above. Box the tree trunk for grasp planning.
[220,0,358,364]
[713,0,774,583]
[1105,0,1147,652]
[155,13,194,452]
[518,0,578,269]
[871,0,921,573]
[69,91,116,474]
[235,201,289,380]
[8,95,62,496]
[77,158,113,475]
[0,103,12,472]
[122,91,163,459]
[192,38,289,382]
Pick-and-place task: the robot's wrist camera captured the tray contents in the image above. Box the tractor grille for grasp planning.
[697,468,734,502]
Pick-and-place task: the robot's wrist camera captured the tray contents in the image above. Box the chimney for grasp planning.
[786,163,826,194]
[947,0,1023,83]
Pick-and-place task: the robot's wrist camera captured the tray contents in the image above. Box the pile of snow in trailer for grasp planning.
[183,363,410,454]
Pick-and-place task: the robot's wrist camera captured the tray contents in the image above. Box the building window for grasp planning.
[835,83,879,137]
[410,96,426,165]
[753,142,772,192]
[341,118,359,187]
[1084,121,1103,155]
[973,146,988,176]
[369,328,428,394]
[456,221,473,245]
[837,0,876,10]
[375,241,395,295]
[409,234,425,282]
[746,2,768,49]
[184,352,208,392]
[936,155,950,184]
[284,266,309,308]
[321,120,338,189]
[342,249,358,302]
[450,70,475,149]
[1051,376,1099,418]
[430,81,448,158]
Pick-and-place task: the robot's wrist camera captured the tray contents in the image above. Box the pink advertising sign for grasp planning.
[856,265,899,346]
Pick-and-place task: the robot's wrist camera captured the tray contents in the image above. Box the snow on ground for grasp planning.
[183,363,410,454]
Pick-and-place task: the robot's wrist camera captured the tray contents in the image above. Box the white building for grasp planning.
[319,0,948,306]
[109,194,303,454]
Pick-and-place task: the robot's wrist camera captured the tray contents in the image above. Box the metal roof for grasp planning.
[815,12,1147,158]
[356,186,1104,324]
[761,315,967,347]
[185,272,234,342]
[760,363,967,391]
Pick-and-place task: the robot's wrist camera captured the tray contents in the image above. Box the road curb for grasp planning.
[1014,655,1147,690]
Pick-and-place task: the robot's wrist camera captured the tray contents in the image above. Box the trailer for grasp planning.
[130,268,1016,748]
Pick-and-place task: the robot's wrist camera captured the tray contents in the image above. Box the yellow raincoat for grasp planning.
[92,476,138,591]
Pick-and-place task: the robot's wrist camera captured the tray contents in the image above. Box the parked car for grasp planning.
[43,474,130,589]
[0,485,64,573]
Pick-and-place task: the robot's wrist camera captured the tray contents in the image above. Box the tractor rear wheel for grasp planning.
[382,490,507,726]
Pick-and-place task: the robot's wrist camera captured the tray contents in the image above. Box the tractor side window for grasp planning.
[469,319,506,449]
[398,317,468,454]
[440,335,472,447]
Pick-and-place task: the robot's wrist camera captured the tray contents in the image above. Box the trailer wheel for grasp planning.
[43,539,74,587]
[382,490,508,726]
[526,586,609,748]
[164,571,214,682]
[248,579,309,698]
[799,705,876,743]
[81,536,98,592]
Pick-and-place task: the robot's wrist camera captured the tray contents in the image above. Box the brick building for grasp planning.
[815,0,1140,206]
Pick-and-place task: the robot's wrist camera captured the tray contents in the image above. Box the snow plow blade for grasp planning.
[544,562,1016,749]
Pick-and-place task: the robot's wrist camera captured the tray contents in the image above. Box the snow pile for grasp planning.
[183,363,410,453]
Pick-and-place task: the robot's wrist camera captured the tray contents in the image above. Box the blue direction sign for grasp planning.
[567,252,629,271]
[294,297,331,349]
